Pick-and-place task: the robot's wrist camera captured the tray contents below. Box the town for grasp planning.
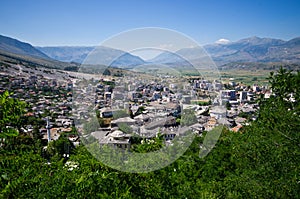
[72,72,266,150]
[0,63,271,152]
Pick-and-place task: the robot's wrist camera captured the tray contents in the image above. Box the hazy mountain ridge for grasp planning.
[1,34,300,69]
[0,35,50,59]
[84,46,145,67]
[37,46,145,67]
[36,36,300,66]
[36,46,95,63]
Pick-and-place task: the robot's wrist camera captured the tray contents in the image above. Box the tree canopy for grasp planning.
[0,91,26,138]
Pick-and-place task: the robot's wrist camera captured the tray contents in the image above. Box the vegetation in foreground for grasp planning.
[0,68,299,198]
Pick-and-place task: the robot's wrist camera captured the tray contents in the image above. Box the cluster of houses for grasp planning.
[0,72,79,146]
[72,75,269,150]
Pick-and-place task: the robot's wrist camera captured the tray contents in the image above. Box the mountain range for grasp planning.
[36,46,145,67]
[205,36,300,65]
[1,34,300,69]
[37,36,300,66]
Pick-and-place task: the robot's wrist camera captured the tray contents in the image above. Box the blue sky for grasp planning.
[1,0,300,46]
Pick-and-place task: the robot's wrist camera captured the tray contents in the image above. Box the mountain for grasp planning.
[83,46,145,67]
[37,46,145,66]
[0,34,145,69]
[148,47,212,65]
[0,48,79,70]
[148,36,300,66]
[36,46,94,63]
[148,51,188,64]
[0,35,50,59]
[109,52,145,67]
[0,35,78,70]
[204,36,300,65]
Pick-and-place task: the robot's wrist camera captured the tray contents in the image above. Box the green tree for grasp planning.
[0,91,26,138]
[133,134,164,153]
[225,101,231,110]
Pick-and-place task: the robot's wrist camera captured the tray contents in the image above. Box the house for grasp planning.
[163,131,177,141]
[190,123,205,134]
[231,124,243,132]
[99,130,131,149]
[112,92,124,100]
[209,106,227,119]
[101,108,113,118]
[182,95,191,104]
[55,118,72,127]
[235,117,247,126]
[253,84,260,92]
[104,92,112,100]
[239,91,248,103]
[217,118,232,127]
[220,90,236,100]
[152,91,161,101]
[264,91,271,99]
[205,117,217,131]
[111,117,136,125]
[134,114,150,123]
[145,116,176,130]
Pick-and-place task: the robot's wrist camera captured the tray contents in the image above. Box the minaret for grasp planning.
[46,117,51,143]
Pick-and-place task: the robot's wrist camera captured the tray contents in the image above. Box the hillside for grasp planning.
[0,49,78,70]
[0,35,50,59]
[0,35,81,70]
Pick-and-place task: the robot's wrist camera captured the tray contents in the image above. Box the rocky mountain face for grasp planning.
[205,36,300,65]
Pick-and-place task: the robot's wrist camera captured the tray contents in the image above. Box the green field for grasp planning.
[219,69,271,85]
[180,69,271,85]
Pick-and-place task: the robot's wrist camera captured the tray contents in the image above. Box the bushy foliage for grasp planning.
[0,91,26,138]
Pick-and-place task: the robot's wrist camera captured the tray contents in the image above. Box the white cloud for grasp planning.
[215,38,231,44]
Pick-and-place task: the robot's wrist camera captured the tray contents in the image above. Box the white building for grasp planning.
[239,91,248,103]
[209,106,227,119]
